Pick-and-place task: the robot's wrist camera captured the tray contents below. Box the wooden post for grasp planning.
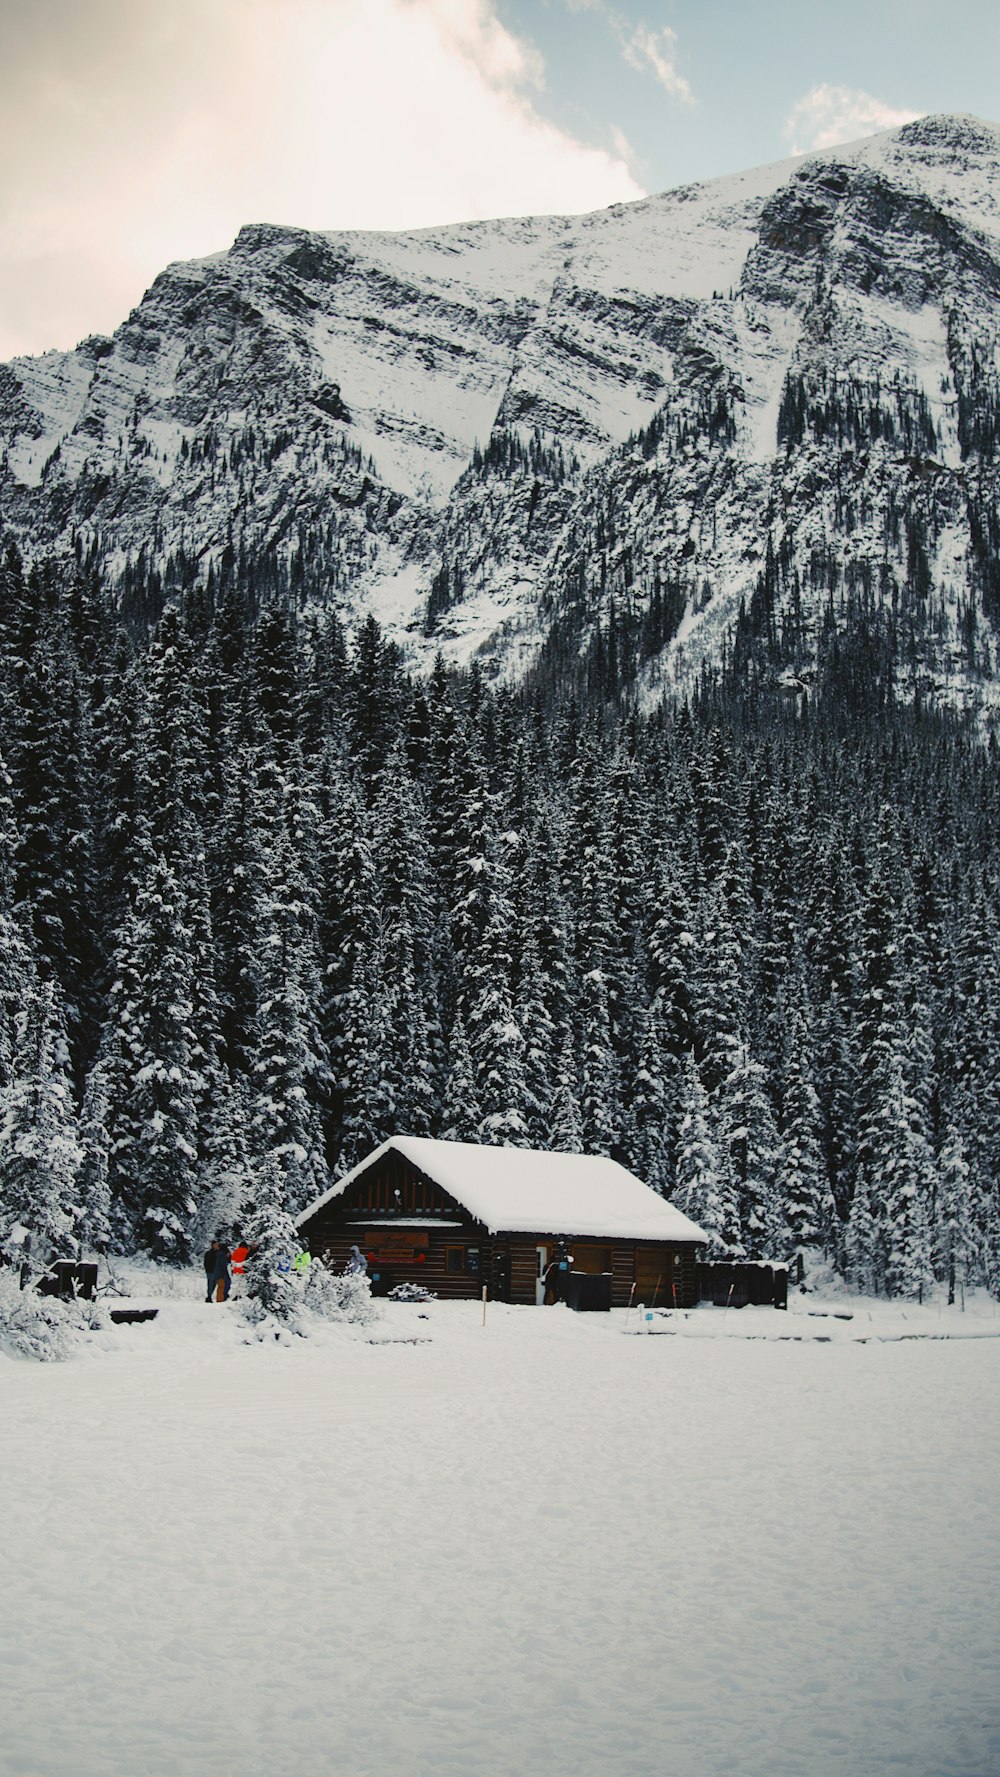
[482,1284,488,1327]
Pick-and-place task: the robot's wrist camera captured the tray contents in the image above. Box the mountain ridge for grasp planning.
[2,112,1000,713]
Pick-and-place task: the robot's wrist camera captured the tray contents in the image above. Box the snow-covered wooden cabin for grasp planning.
[296,1137,708,1306]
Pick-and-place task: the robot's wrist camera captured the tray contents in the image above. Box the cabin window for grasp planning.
[446,1247,466,1273]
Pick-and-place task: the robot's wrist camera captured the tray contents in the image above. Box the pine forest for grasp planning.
[1,540,998,1302]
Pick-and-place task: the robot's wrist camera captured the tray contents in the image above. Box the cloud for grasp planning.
[0,0,644,359]
[618,22,694,105]
[784,84,922,155]
[559,1,694,104]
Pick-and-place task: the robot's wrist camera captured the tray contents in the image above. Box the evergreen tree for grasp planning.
[844,1164,883,1295]
[674,1052,739,1253]
[0,749,36,1094]
[466,893,530,1146]
[629,1003,670,1193]
[117,855,203,1260]
[440,1010,481,1141]
[249,808,330,1213]
[578,967,619,1156]
[0,978,83,1265]
[548,1034,584,1152]
[717,1042,781,1257]
[936,1123,975,1303]
[242,1155,304,1325]
[776,989,835,1266]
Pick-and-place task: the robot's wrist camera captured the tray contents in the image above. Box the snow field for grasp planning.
[1,1296,998,1777]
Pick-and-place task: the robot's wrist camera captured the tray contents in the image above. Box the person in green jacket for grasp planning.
[292,1248,311,1277]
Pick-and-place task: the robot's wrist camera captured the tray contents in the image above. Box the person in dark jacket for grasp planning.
[203,1242,219,1302]
[206,1241,232,1303]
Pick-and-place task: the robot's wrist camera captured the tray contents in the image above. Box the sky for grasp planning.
[0,0,996,361]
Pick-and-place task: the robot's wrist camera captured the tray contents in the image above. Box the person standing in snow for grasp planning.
[230,1236,250,1297]
[292,1248,311,1278]
[203,1241,220,1302]
[208,1241,232,1303]
[543,1243,571,1304]
[347,1244,368,1275]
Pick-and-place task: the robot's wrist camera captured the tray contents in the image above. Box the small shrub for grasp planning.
[387,1281,436,1304]
[304,1257,380,1326]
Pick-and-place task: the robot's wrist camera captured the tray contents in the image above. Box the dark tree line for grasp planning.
[0,538,998,1298]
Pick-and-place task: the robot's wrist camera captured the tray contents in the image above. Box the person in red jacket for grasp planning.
[230,1236,250,1297]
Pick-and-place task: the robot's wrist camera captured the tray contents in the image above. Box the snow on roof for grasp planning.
[298,1136,709,1244]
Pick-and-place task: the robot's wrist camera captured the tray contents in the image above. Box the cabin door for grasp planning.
[635,1248,672,1307]
[535,1245,549,1306]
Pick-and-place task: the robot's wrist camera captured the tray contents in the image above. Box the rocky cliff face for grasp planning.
[2,114,1000,709]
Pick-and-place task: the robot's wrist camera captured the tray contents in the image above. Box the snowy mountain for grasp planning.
[2,113,1000,707]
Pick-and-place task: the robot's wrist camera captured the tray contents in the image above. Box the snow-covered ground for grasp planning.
[2,1283,998,1777]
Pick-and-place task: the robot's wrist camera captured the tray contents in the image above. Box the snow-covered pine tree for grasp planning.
[120,853,203,1260]
[862,1046,936,1300]
[674,1051,740,1254]
[647,854,698,1068]
[935,1122,975,1304]
[313,749,379,1165]
[0,747,36,1095]
[241,1155,304,1327]
[516,929,558,1146]
[12,608,100,1063]
[690,879,746,1098]
[440,1008,480,1141]
[628,1002,670,1194]
[466,877,530,1146]
[716,1040,781,1258]
[776,985,835,1270]
[0,976,83,1266]
[368,745,440,1136]
[569,733,623,1156]
[812,985,859,1234]
[578,967,619,1157]
[248,780,330,1212]
[844,1163,883,1295]
[76,1056,113,1254]
[548,1031,584,1153]
[194,1071,254,1255]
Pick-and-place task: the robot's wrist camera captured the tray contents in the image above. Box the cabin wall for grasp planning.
[315,1226,490,1300]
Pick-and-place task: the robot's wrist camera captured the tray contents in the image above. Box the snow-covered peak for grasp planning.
[2,115,1000,712]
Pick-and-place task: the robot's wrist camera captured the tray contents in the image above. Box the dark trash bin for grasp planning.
[33,1260,101,1300]
[565,1271,612,1312]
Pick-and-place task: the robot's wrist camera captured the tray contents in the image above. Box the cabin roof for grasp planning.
[297,1135,709,1243]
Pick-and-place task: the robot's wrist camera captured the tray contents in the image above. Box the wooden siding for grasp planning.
[611,1246,635,1308]
[313,1226,492,1301]
[509,1241,540,1306]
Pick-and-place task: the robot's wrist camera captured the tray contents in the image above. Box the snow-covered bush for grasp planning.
[387,1280,435,1304]
[304,1255,380,1326]
[0,1270,107,1361]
